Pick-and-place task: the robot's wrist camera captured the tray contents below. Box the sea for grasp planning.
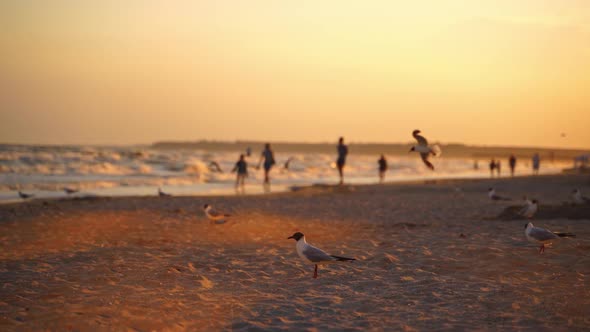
[0,144,569,203]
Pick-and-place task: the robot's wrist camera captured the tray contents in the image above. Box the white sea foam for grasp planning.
[0,144,571,201]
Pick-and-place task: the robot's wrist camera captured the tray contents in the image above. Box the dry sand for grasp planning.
[1,175,589,331]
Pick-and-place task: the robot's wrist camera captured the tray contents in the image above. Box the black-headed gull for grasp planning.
[409,130,441,171]
[287,232,355,279]
[524,222,575,254]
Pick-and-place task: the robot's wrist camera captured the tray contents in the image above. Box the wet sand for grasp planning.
[1,175,589,330]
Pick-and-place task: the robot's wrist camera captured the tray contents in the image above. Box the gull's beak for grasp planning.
[287,236,294,239]
[408,148,413,153]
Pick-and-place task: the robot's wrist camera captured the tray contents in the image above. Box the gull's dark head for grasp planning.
[531,199,538,204]
[573,189,579,194]
[412,129,421,136]
[524,222,533,229]
[488,187,494,191]
[287,232,304,241]
[203,204,210,210]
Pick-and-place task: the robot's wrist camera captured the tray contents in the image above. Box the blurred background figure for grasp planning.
[509,154,517,177]
[532,153,540,175]
[257,143,276,185]
[489,158,496,178]
[496,160,502,177]
[232,154,248,191]
[378,154,388,183]
[336,137,348,185]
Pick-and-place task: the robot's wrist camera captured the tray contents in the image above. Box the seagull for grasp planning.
[488,188,511,201]
[287,232,356,279]
[158,187,172,197]
[284,157,295,170]
[572,189,589,205]
[409,130,441,171]
[18,191,34,199]
[524,222,575,254]
[208,161,223,173]
[203,204,231,224]
[519,199,538,218]
[63,187,79,195]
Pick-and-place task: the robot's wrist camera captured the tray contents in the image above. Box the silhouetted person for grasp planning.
[496,160,501,177]
[257,143,276,184]
[489,158,496,178]
[378,154,388,183]
[532,153,540,175]
[473,160,479,170]
[232,154,248,190]
[509,154,516,177]
[336,137,348,185]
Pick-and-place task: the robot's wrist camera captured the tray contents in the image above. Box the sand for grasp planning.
[1,174,589,330]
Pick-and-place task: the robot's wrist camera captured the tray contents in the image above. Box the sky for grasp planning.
[1,0,589,148]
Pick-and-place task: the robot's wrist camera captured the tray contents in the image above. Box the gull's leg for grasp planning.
[313,264,318,279]
[539,244,545,254]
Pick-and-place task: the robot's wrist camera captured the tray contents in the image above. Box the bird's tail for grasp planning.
[554,232,576,238]
[331,255,356,261]
[430,144,442,157]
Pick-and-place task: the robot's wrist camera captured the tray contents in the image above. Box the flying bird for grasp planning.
[488,188,511,201]
[409,130,441,170]
[287,232,355,279]
[524,222,575,254]
[572,189,589,205]
[18,191,34,199]
[519,199,538,219]
[203,204,231,224]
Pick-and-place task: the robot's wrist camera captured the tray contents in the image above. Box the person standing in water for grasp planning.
[509,154,517,177]
[489,158,496,178]
[378,154,388,183]
[232,154,248,190]
[257,143,276,184]
[336,137,348,185]
[532,153,540,175]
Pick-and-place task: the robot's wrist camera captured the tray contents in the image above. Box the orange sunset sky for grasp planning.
[1,1,589,148]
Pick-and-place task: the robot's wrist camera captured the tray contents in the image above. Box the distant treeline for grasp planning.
[152,140,587,161]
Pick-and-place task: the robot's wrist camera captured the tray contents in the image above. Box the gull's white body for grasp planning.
[204,205,229,221]
[295,236,338,265]
[520,201,538,218]
[572,189,588,205]
[525,223,558,245]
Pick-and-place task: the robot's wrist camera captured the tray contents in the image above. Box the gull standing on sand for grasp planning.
[572,189,589,205]
[158,187,172,197]
[287,232,355,279]
[203,204,231,224]
[488,188,511,201]
[519,199,538,218]
[409,130,441,171]
[18,191,34,199]
[524,222,575,253]
[63,187,79,195]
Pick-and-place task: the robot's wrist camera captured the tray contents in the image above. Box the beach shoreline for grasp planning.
[1,174,589,330]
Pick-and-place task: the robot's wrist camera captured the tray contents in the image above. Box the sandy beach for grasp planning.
[1,174,589,331]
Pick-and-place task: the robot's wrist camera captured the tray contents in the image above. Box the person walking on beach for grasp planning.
[509,154,517,177]
[378,154,388,183]
[496,160,502,177]
[489,158,496,178]
[232,154,248,190]
[336,137,348,185]
[257,143,276,184]
[532,153,540,175]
